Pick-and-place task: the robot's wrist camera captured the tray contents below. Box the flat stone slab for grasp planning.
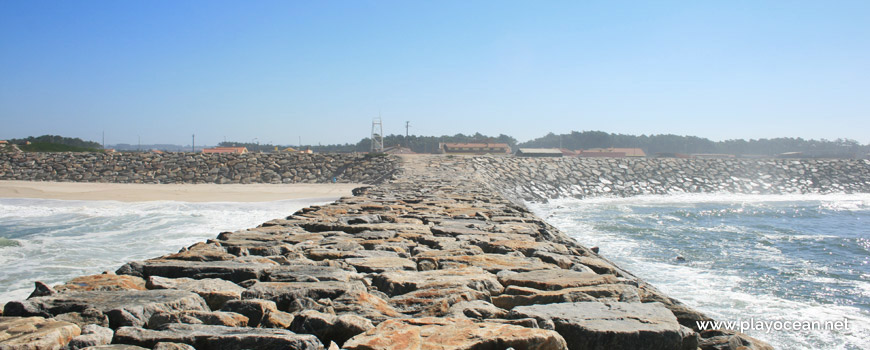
[118,260,275,283]
[499,269,618,290]
[242,281,365,312]
[416,254,559,273]
[344,257,417,273]
[3,290,208,329]
[343,317,567,350]
[510,302,686,350]
[371,267,503,297]
[113,324,323,350]
[146,276,245,310]
[493,284,640,309]
[0,316,81,350]
[55,274,146,293]
[264,265,358,283]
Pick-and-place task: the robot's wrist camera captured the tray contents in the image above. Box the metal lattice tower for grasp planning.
[371,117,384,153]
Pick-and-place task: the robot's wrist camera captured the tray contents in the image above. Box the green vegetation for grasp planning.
[519,131,870,158]
[19,142,103,152]
[10,135,103,152]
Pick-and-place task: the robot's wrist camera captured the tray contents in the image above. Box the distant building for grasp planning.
[440,143,511,155]
[515,148,563,157]
[577,148,646,158]
[692,153,736,159]
[0,140,7,147]
[202,147,248,154]
[655,152,692,158]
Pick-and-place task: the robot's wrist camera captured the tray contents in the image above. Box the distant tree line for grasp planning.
[518,131,870,158]
[10,132,870,158]
[9,135,102,149]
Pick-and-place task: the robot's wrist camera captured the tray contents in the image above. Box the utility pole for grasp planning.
[192,134,195,153]
[405,121,410,148]
[138,135,141,152]
[102,131,105,149]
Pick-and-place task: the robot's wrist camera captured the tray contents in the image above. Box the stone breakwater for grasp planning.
[0,152,398,184]
[0,156,772,350]
[465,156,870,202]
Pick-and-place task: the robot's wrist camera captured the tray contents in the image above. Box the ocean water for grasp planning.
[0,197,335,304]
[530,193,870,350]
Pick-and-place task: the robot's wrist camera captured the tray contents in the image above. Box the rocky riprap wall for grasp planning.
[466,156,870,202]
[1,156,771,350]
[0,152,398,184]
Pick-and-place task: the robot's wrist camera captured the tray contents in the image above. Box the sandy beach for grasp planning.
[0,180,362,202]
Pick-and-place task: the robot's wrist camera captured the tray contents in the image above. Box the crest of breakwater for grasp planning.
[0,152,398,184]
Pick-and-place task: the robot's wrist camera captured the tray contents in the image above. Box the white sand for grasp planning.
[0,180,362,202]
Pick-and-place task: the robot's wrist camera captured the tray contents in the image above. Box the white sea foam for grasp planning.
[530,193,870,350]
[0,197,336,304]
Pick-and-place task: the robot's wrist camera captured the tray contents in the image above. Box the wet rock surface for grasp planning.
[1,155,781,349]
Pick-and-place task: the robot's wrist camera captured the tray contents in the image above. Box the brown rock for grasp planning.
[331,290,403,324]
[55,274,146,293]
[219,299,278,328]
[259,310,295,329]
[146,276,244,311]
[0,316,81,350]
[698,329,774,350]
[344,257,417,273]
[343,317,567,350]
[3,290,209,329]
[290,310,373,346]
[389,287,487,317]
[152,343,196,350]
[160,242,234,262]
[66,324,113,350]
[242,281,365,312]
[146,310,248,328]
[510,302,689,350]
[499,269,618,290]
[371,267,503,297]
[414,254,559,273]
[492,284,640,309]
[112,324,323,349]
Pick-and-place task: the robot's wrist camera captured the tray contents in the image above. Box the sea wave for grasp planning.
[530,192,870,349]
[0,197,335,304]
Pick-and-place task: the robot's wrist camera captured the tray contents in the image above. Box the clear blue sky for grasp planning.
[2,0,869,146]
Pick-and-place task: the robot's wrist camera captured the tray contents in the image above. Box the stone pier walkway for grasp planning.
[1,155,771,350]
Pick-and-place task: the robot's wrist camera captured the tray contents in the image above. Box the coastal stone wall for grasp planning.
[464,156,870,202]
[1,156,772,350]
[0,152,399,184]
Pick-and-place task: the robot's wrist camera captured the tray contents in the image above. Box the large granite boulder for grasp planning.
[0,316,81,350]
[242,281,365,312]
[55,274,146,293]
[510,302,692,350]
[371,267,503,297]
[66,324,113,350]
[117,260,274,283]
[3,290,208,329]
[146,276,245,310]
[343,317,567,350]
[499,269,618,290]
[113,324,323,349]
